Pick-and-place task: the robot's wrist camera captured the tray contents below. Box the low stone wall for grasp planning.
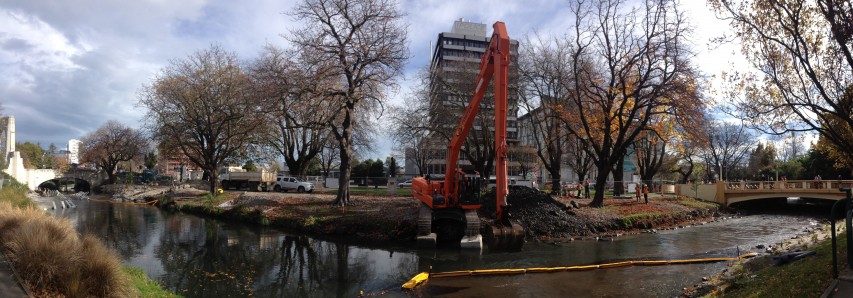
[677,184,719,202]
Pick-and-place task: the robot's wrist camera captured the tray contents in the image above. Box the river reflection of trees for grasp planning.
[64,202,418,297]
[153,213,414,297]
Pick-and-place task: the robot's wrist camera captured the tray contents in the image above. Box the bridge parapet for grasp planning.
[724,180,853,192]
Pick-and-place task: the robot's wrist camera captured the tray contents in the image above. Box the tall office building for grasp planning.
[421,19,520,176]
[68,139,81,164]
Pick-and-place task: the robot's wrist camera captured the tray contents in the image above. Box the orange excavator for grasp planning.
[411,21,524,251]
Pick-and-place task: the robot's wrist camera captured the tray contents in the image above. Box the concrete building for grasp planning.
[67,139,81,164]
[414,19,522,177]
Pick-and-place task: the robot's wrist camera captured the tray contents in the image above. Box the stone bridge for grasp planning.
[677,180,851,206]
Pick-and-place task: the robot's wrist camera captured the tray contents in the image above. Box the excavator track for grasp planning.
[418,204,433,236]
[464,210,480,237]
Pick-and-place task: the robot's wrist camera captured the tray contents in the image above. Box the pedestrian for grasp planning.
[576,181,583,199]
[643,184,649,204]
[815,174,822,189]
[781,176,787,189]
[584,179,591,199]
[635,184,641,202]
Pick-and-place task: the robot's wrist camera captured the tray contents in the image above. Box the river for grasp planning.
[42,198,824,297]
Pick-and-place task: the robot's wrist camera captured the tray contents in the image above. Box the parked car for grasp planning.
[398,179,412,187]
[274,176,314,193]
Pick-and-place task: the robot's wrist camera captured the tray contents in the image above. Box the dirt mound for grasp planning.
[480,186,585,240]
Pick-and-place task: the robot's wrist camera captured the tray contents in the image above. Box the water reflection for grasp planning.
[51,200,820,297]
[57,201,418,297]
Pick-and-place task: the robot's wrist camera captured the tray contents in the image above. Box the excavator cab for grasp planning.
[457,171,481,207]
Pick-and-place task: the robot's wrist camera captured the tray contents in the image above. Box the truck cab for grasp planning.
[275,176,314,193]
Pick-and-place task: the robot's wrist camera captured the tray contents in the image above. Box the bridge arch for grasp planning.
[37,177,91,192]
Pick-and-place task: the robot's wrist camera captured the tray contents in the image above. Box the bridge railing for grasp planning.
[724,180,853,192]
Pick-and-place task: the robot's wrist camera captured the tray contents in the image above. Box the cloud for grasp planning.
[0,0,749,161]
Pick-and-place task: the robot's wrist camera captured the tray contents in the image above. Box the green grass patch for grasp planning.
[677,198,717,208]
[710,232,845,297]
[621,212,666,226]
[124,267,182,298]
[0,176,32,208]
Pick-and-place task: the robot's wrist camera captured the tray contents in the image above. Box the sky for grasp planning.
[0,0,750,161]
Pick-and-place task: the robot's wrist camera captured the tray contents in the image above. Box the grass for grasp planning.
[621,212,667,226]
[708,229,846,297]
[124,267,182,298]
[675,198,718,208]
[0,180,178,297]
[0,179,33,208]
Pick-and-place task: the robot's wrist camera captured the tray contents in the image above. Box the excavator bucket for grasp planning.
[483,221,524,251]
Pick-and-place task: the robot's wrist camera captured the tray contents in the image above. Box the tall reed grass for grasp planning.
[0,202,135,297]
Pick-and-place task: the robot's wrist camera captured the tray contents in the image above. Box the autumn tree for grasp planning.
[288,0,408,206]
[139,45,264,193]
[250,44,331,178]
[80,120,147,184]
[518,34,573,190]
[711,0,853,162]
[556,0,702,207]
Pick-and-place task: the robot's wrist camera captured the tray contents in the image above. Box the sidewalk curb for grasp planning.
[821,279,838,298]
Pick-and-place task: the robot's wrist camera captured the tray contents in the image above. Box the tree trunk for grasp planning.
[611,157,625,197]
[206,166,218,194]
[590,161,610,207]
[333,106,354,206]
[550,176,561,194]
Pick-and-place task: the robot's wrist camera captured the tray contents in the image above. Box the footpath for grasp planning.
[0,252,28,298]
[823,269,853,298]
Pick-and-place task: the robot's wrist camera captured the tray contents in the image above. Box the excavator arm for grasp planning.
[442,22,511,220]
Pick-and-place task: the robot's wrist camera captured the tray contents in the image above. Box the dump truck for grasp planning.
[218,167,276,191]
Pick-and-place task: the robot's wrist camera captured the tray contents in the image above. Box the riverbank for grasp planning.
[0,182,178,297]
[141,184,720,245]
[682,218,845,297]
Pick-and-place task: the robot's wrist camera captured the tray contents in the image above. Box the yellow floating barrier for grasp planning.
[401,252,758,290]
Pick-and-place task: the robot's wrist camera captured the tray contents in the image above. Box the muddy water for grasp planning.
[44,199,822,297]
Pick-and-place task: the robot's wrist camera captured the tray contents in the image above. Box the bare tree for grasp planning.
[632,131,667,183]
[518,33,574,191]
[139,45,263,193]
[559,0,703,207]
[80,120,147,184]
[565,132,595,182]
[388,85,432,176]
[711,0,853,161]
[701,121,754,181]
[250,44,330,178]
[288,0,408,206]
